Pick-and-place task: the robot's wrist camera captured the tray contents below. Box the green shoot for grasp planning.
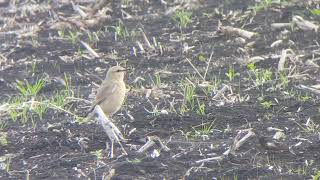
[0,132,8,146]
[15,79,45,98]
[172,10,193,29]
[225,66,238,82]
[151,72,161,87]
[196,98,206,116]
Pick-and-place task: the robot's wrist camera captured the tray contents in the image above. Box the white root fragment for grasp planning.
[94,105,127,157]
[137,136,170,153]
[196,129,255,163]
[195,155,225,163]
[137,137,156,153]
[270,39,283,48]
[267,127,284,132]
[229,128,255,155]
[185,58,205,81]
[80,41,100,58]
[270,23,292,30]
[292,15,319,32]
[219,25,257,39]
[212,84,229,100]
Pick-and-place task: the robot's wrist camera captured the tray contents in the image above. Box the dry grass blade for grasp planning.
[136,41,145,53]
[203,50,213,79]
[185,58,205,81]
[80,41,100,58]
[139,28,153,49]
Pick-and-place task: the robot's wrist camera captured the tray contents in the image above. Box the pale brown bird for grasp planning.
[87,66,128,118]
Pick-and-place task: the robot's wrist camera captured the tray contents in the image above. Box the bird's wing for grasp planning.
[85,82,117,117]
[94,82,117,106]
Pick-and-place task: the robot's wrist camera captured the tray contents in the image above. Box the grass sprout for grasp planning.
[16,79,45,97]
[226,66,238,82]
[172,10,192,29]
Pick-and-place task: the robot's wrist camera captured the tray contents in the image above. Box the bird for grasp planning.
[87,66,128,119]
[257,135,289,152]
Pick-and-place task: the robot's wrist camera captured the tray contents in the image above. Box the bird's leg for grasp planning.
[107,116,126,141]
[94,105,127,156]
[110,140,114,159]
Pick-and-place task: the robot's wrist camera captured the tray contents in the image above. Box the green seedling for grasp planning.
[172,10,192,29]
[8,108,19,122]
[67,30,80,45]
[5,156,11,172]
[250,0,273,12]
[190,121,216,138]
[198,53,206,62]
[298,93,311,102]
[31,62,37,74]
[256,69,272,85]
[122,0,131,6]
[225,66,238,82]
[310,9,320,16]
[278,71,289,88]
[58,29,65,38]
[247,63,272,87]
[283,89,311,102]
[260,100,274,109]
[200,83,214,97]
[312,170,320,180]
[0,132,8,146]
[151,72,161,87]
[86,30,101,44]
[91,149,103,160]
[179,103,188,115]
[15,79,45,98]
[247,62,256,71]
[32,100,48,120]
[51,90,68,107]
[110,20,130,40]
[0,121,6,130]
[183,82,196,110]
[20,105,30,124]
[196,98,206,116]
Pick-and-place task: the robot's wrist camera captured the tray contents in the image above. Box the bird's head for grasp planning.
[105,66,127,81]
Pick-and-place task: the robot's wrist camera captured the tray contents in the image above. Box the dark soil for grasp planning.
[1,0,320,179]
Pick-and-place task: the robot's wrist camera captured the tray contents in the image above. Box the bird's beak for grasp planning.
[120,68,130,72]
